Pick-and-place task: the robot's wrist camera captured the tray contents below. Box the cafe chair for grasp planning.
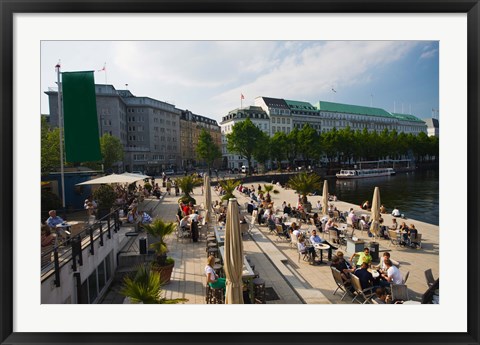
[410,233,422,248]
[391,284,410,302]
[176,223,191,242]
[403,271,410,284]
[350,274,375,304]
[298,247,311,263]
[388,230,401,247]
[290,232,299,249]
[331,267,351,301]
[275,225,288,242]
[424,269,436,287]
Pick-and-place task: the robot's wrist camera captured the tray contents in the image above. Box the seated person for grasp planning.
[389,218,398,232]
[398,221,410,244]
[335,251,355,276]
[358,216,369,230]
[309,229,337,260]
[373,287,393,304]
[380,259,403,287]
[351,247,372,268]
[391,207,401,217]
[205,255,226,290]
[297,234,316,263]
[324,218,339,234]
[179,215,190,229]
[379,204,387,214]
[362,200,370,210]
[375,251,391,274]
[348,209,359,227]
[127,207,139,223]
[353,262,374,290]
[46,210,64,229]
[330,256,351,284]
[288,222,301,238]
[141,211,153,224]
[283,203,292,215]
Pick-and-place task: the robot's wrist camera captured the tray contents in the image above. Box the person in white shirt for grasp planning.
[380,258,403,286]
[316,200,322,211]
[391,207,401,217]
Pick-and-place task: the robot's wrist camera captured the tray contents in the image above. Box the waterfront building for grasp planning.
[424,118,439,137]
[45,84,220,174]
[220,106,269,170]
[221,96,428,169]
[179,109,222,170]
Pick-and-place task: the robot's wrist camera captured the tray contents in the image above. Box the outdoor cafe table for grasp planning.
[214,225,226,246]
[55,221,77,245]
[313,243,330,264]
[218,246,255,300]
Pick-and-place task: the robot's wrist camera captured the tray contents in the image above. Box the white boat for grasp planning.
[336,168,396,179]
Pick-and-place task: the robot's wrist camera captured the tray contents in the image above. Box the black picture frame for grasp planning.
[1,1,479,344]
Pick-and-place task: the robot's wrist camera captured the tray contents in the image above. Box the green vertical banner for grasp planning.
[62,71,102,163]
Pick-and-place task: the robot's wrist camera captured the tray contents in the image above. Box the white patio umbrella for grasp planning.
[121,172,152,180]
[369,186,381,238]
[224,197,244,304]
[76,173,142,185]
[204,175,212,222]
[322,180,329,216]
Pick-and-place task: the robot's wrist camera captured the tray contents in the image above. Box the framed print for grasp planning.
[1,0,479,344]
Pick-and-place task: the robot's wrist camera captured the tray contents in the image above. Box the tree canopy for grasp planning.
[100,133,124,171]
[226,117,265,174]
[196,129,222,173]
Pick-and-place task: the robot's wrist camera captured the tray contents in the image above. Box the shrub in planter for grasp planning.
[93,184,116,219]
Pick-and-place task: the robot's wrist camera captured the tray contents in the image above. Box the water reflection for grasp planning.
[325,170,439,225]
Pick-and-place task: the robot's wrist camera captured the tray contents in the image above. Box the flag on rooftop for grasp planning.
[62,71,102,163]
[97,63,106,72]
[241,93,245,100]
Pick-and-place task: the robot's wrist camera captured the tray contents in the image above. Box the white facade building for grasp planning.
[220,106,269,170]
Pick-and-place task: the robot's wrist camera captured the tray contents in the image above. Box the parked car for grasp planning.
[163,169,175,175]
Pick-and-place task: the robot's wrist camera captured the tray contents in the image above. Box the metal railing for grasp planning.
[41,208,121,287]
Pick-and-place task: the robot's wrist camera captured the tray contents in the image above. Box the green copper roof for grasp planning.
[390,113,426,123]
[315,101,394,118]
[285,99,318,113]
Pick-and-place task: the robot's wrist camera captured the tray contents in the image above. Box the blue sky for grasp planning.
[41,41,439,123]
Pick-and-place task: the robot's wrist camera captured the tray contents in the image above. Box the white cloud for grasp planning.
[420,47,438,59]
[42,40,433,122]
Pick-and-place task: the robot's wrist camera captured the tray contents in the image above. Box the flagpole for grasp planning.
[104,62,107,84]
[56,63,66,209]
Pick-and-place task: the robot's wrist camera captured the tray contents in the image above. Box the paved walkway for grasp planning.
[102,180,439,304]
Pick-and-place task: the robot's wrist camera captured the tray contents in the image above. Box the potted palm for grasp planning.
[218,179,241,201]
[175,175,202,205]
[142,218,177,284]
[262,184,279,203]
[121,265,187,304]
[93,184,116,220]
[287,172,322,212]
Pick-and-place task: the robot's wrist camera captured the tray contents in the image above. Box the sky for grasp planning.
[41,41,439,123]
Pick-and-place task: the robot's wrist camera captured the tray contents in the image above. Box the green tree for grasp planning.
[218,179,241,201]
[286,127,300,167]
[252,131,271,172]
[270,132,288,169]
[297,124,318,166]
[287,172,322,205]
[100,133,124,172]
[196,129,222,175]
[226,118,264,175]
[175,175,202,204]
[41,116,61,174]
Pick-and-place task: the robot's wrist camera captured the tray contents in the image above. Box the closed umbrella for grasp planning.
[224,197,244,304]
[369,186,381,238]
[204,175,212,223]
[322,180,329,216]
